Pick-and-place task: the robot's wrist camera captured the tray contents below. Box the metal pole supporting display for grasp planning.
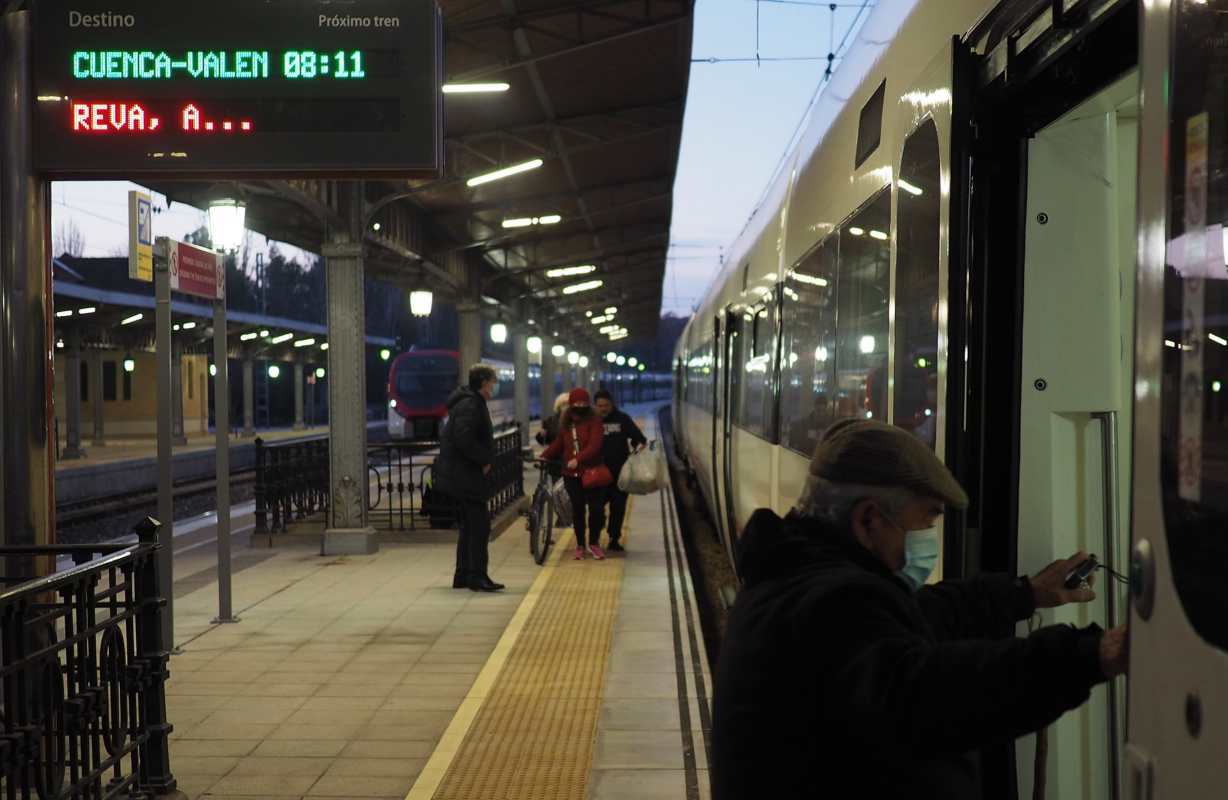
[154,239,175,647]
[213,298,236,623]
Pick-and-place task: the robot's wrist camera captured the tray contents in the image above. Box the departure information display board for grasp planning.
[33,0,442,177]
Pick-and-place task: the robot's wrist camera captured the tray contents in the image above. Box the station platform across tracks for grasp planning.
[161,406,712,800]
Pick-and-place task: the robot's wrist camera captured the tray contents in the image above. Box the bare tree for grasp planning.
[54,218,87,258]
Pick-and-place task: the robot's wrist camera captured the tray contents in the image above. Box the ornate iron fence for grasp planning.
[254,437,329,535]
[367,426,524,531]
[0,517,176,799]
[255,428,525,534]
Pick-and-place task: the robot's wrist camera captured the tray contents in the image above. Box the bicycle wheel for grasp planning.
[529,488,549,564]
[539,495,555,564]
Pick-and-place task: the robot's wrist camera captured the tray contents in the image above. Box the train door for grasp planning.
[1126,2,1228,796]
[709,313,735,566]
[1012,70,1138,800]
[719,308,745,566]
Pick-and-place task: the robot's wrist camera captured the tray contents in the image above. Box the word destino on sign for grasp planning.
[34,0,442,177]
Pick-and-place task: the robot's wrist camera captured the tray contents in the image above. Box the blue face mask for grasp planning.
[488,382,500,398]
[895,526,940,591]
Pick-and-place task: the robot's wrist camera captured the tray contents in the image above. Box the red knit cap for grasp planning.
[569,388,591,405]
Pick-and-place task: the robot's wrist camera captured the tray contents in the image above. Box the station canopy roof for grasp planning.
[149,0,696,346]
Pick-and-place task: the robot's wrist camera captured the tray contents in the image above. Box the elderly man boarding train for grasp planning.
[711,419,1128,799]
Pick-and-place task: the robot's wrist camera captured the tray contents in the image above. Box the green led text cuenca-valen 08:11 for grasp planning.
[70,50,368,80]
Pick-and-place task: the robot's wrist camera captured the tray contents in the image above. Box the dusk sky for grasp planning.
[51,0,872,319]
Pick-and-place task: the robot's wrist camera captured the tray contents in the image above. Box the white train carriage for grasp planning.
[672,0,1228,797]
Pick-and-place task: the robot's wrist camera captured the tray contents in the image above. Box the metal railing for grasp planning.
[254,437,329,535]
[255,427,525,534]
[0,518,176,799]
[367,426,525,531]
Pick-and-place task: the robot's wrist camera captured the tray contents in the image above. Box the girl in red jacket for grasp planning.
[540,388,609,560]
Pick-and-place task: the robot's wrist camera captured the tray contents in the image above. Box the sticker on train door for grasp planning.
[1179,112,1208,502]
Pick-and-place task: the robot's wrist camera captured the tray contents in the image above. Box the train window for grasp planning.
[855,79,886,169]
[780,237,838,456]
[835,190,891,425]
[1159,3,1228,652]
[737,301,777,440]
[102,360,117,402]
[893,119,941,448]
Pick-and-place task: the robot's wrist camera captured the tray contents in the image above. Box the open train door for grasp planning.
[1127,1,1228,796]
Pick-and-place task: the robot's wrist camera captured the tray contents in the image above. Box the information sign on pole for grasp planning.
[128,190,153,281]
[169,239,224,301]
[32,0,443,178]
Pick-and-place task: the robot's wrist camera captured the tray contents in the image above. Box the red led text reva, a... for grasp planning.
[71,102,252,134]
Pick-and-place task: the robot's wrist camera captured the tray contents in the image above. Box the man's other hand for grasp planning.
[1099,625,1128,678]
[1030,550,1097,608]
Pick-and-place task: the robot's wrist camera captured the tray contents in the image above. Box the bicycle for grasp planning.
[522,451,558,565]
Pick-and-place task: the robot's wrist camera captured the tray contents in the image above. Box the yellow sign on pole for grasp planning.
[128,190,153,282]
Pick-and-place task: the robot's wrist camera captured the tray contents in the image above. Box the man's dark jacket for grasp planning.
[434,387,493,502]
[599,408,647,479]
[711,509,1107,800]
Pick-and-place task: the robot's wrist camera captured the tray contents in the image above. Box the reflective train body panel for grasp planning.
[670,0,1227,797]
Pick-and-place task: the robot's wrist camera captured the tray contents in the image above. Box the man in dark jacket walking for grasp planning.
[434,364,504,593]
[594,389,647,552]
[711,420,1128,799]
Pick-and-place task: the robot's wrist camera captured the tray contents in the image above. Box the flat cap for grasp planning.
[811,420,969,509]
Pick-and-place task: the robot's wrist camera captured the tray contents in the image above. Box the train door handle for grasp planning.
[1090,410,1122,800]
[1125,744,1154,800]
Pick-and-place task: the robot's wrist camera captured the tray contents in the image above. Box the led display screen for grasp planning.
[33,0,442,177]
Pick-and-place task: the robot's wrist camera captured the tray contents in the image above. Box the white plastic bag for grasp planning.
[550,478,574,527]
[618,442,666,495]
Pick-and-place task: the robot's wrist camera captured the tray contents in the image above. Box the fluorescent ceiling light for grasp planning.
[78,307,96,315]
[604,307,617,315]
[848,227,865,236]
[55,310,73,318]
[599,325,620,334]
[562,279,603,295]
[467,158,543,187]
[792,272,828,287]
[321,343,329,351]
[1211,333,1228,347]
[240,332,258,341]
[182,322,196,330]
[294,338,316,348]
[270,333,294,344]
[591,315,611,325]
[898,179,924,196]
[121,313,143,325]
[502,218,534,229]
[442,82,510,94]
[545,264,596,279]
[870,230,889,241]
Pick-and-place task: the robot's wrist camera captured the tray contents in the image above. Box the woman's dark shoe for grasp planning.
[453,574,468,589]
[468,577,504,592]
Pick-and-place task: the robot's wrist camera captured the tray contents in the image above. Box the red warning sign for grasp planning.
[169,239,224,301]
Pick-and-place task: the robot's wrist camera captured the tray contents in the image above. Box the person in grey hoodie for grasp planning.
[435,363,504,592]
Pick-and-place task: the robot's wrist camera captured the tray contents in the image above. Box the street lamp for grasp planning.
[616,356,626,366]
[579,356,589,368]
[628,357,638,368]
[551,344,566,358]
[490,322,508,344]
[527,336,542,354]
[409,290,433,317]
[380,348,392,361]
[207,198,246,253]
[316,367,326,379]
[607,352,617,363]
[567,351,579,365]
[268,364,281,379]
[123,354,136,373]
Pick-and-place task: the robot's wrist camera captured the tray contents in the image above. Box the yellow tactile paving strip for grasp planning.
[406,520,627,800]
